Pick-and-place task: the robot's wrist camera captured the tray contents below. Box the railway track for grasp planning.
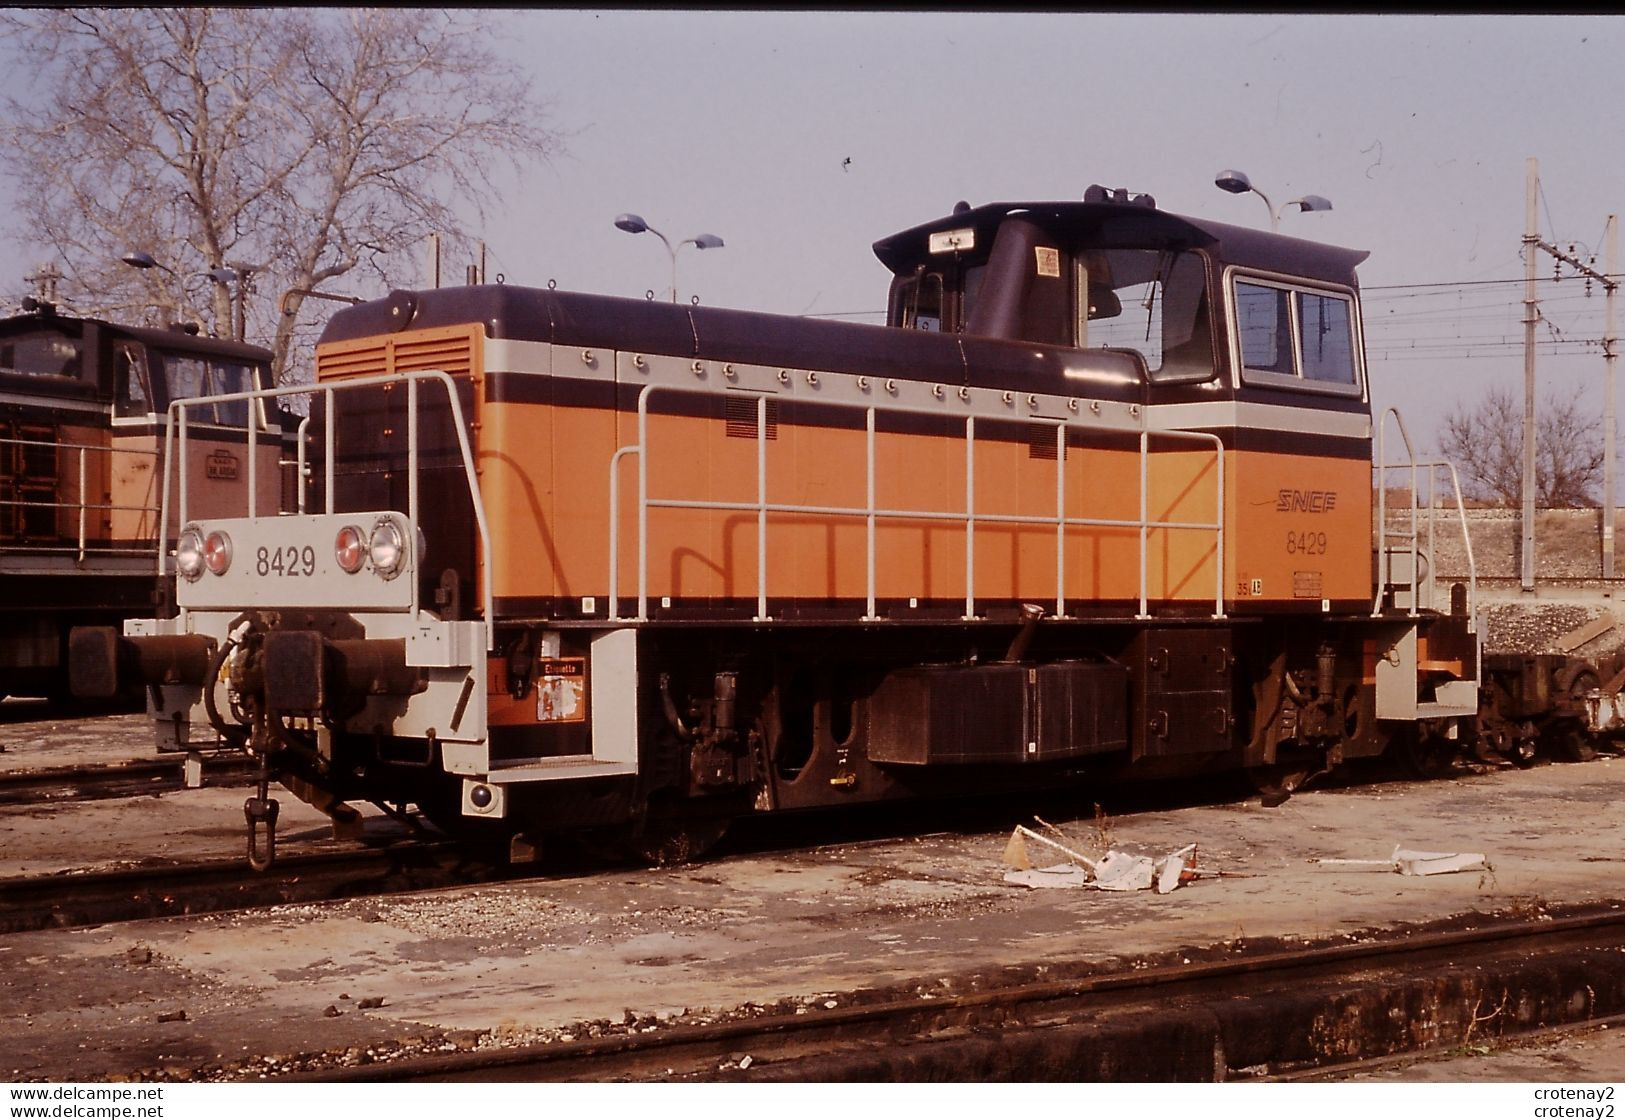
[0,754,258,806]
[299,904,1625,1083]
[0,841,514,934]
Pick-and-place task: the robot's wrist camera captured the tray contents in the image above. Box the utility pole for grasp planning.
[1606,216,1619,581]
[1521,159,1620,588]
[25,263,60,304]
[1523,158,1539,594]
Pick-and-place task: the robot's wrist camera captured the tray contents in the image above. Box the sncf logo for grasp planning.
[1276,489,1338,513]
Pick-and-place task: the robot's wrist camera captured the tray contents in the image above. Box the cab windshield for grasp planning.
[160,351,261,427]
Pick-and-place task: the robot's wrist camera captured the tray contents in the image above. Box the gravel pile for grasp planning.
[1482,603,1601,655]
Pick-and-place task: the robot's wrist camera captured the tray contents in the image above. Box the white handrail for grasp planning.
[608,383,1226,623]
[156,370,496,649]
[0,434,162,558]
[1373,406,1476,619]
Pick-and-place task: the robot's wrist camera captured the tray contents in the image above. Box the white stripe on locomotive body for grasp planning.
[0,389,107,415]
[1147,400,1370,440]
[480,338,1370,441]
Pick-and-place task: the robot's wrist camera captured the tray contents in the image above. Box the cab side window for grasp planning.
[1235,283,1294,376]
[1233,277,1361,394]
[1080,249,1213,381]
[891,268,942,331]
[114,343,154,418]
[0,329,83,380]
[1297,291,1357,386]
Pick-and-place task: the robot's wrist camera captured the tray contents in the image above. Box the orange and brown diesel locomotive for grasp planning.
[73,187,1519,865]
[0,298,277,702]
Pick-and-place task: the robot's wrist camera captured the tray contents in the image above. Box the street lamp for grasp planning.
[1213,170,1332,232]
[121,250,245,336]
[214,261,267,343]
[613,213,724,303]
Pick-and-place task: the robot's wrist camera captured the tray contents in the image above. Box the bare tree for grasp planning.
[1437,383,1605,508]
[0,8,558,383]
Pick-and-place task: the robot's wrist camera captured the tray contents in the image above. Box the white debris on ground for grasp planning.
[1312,845,1492,877]
[1002,864,1091,890]
[1001,825,1202,894]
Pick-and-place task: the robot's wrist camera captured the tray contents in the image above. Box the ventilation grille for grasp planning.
[725,394,779,439]
[1028,424,1062,460]
[316,328,476,382]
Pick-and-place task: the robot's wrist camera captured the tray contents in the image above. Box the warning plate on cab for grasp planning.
[536,658,586,723]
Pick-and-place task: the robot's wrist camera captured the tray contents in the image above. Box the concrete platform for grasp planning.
[3,712,1625,1081]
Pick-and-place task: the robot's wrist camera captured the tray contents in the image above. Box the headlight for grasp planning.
[204,530,233,576]
[368,518,406,580]
[176,527,205,582]
[334,525,366,574]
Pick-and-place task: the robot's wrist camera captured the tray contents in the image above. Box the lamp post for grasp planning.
[121,250,248,337]
[613,213,724,303]
[1213,170,1332,232]
[215,262,267,343]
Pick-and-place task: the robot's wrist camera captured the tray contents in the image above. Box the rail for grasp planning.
[608,383,1225,623]
[157,371,494,644]
[0,433,161,562]
[1373,406,1477,619]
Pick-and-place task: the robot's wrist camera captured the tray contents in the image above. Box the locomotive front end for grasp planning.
[71,366,501,867]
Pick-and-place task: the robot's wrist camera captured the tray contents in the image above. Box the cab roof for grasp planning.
[871,196,1370,288]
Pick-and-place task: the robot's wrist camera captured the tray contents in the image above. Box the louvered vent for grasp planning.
[1028,423,1061,460]
[724,394,779,439]
[316,327,476,382]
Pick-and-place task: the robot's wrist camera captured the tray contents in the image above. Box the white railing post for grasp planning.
[608,447,636,621]
[76,447,87,562]
[1213,435,1226,619]
[865,407,877,621]
[246,398,257,518]
[756,394,769,621]
[295,416,311,514]
[407,377,421,619]
[637,385,651,621]
[1055,423,1067,619]
[964,415,976,620]
[324,385,336,515]
[177,408,190,532]
[1138,428,1150,619]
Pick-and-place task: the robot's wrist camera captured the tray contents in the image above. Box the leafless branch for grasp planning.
[0,8,558,383]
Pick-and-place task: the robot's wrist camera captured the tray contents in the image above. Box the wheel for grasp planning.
[1545,668,1601,762]
[1479,720,1538,768]
[1543,722,1597,763]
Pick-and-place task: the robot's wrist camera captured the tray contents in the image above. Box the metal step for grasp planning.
[485,755,636,783]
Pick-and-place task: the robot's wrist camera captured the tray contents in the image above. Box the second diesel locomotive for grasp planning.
[74,186,1494,866]
[0,299,278,702]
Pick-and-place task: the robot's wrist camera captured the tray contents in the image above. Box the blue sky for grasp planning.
[11,10,1625,451]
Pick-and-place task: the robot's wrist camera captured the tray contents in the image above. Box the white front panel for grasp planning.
[177,512,416,611]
